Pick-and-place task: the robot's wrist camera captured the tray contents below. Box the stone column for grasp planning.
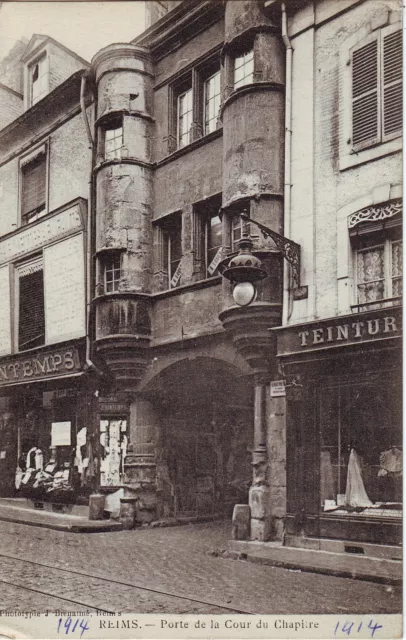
[123,397,160,523]
[249,376,271,541]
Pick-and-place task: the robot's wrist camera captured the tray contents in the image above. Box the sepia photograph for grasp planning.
[0,0,402,638]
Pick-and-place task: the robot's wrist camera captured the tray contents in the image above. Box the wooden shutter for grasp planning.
[351,35,380,148]
[382,27,402,140]
[21,154,46,217]
[18,260,45,351]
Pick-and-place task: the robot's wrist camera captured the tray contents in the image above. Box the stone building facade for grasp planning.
[0,0,401,553]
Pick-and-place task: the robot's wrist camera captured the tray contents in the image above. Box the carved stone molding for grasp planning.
[348,198,402,229]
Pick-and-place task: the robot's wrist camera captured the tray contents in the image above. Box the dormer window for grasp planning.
[30,55,48,106]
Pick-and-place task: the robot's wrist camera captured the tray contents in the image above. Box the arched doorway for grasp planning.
[144,357,253,518]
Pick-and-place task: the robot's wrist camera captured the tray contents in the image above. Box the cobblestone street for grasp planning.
[0,520,401,615]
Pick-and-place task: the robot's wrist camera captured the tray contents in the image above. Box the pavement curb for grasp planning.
[228,541,402,585]
[0,509,123,533]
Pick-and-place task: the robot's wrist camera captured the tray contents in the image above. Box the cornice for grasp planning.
[220,81,285,118]
[91,43,153,71]
[133,1,224,61]
[0,70,90,151]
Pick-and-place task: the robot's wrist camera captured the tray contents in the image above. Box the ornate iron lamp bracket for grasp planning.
[240,214,301,289]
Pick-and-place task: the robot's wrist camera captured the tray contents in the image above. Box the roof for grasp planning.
[21,33,90,67]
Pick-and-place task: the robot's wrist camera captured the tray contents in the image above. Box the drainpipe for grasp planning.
[281,2,294,321]
[80,72,101,375]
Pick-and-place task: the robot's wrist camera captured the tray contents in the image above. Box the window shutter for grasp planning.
[382,28,402,139]
[18,262,45,351]
[21,154,46,217]
[351,37,380,147]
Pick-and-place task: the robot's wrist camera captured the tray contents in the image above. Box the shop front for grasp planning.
[0,341,98,506]
[274,305,402,547]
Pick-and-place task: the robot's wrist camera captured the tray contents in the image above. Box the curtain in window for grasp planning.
[356,247,384,303]
[391,240,402,296]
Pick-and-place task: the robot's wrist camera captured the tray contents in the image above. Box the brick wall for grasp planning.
[48,42,88,94]
[0,88,23,131]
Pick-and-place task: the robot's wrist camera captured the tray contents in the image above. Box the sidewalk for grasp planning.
[228,538,402,585]
[0,499,122,533]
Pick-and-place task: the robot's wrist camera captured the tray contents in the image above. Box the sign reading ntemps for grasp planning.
[0,348,81,386]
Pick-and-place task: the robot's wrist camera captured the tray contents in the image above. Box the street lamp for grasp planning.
[220,213,306,305]
[222,233,267,306]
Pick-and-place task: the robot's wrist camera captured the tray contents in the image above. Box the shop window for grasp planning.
[100,417,128,486]
[319,380,402,516]
[103,253,122,293]
[204,70,221,135]
[20,151,47,225]
[352,224,402,311]
[233,49,254,89]
[156,213,182,289]
[30,55,48,106]
[350,26,401,150]
[17,257,45,352]
[102,118,124,160]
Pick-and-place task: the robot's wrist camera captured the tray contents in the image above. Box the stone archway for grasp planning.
[136,356,254,519]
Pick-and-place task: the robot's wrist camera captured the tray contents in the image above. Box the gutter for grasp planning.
[80,72,103,378]
[281,2,294,321]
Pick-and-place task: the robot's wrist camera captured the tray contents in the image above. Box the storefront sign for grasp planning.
[275,306,402,356]
[0,203,83,266]
[270,380,286,397]
[0,347,81,386]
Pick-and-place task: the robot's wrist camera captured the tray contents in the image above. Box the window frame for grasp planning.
[28,53,49,108]
[15,255,46,353]
[352,223,402,310]
[167,53,222,154]
[177,87,193,149]
[154,213,183,290]
[103,252,122,294]
[98,116,124,162]
[233,48,254,89]
[19,143,49,227]
[340,19,402,170]
[203,68,221,136]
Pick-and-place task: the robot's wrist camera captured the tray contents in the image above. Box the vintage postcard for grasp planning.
[0,0,402,638]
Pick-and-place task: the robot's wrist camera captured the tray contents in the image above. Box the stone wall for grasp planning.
[288,0,402,324]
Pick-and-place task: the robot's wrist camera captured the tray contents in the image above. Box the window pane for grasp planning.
[178,89,193,147]
[207,214,222,276]
[357,246,385,304]
[391,240,402,277]
[234,50,254,89]
[205,71,221,134]
[105,126,123,160]
[104,255,121,292]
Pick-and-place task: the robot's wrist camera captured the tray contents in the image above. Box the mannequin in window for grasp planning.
[345,442,373,508]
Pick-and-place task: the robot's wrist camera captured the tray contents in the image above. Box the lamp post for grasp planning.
[219,214,304,540]
[220,213,305,302]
